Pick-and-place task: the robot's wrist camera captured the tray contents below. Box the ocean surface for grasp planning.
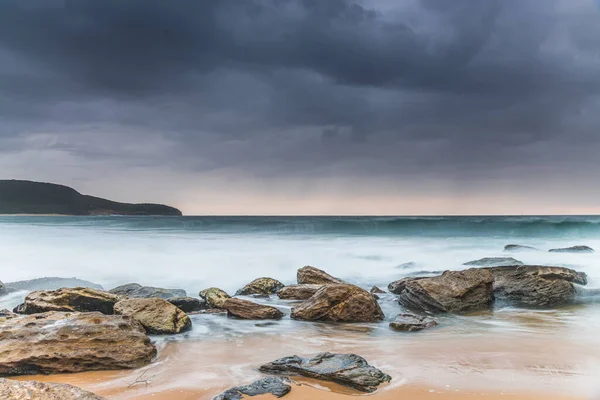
[2,215,600,397]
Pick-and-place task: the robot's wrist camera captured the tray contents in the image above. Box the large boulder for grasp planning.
[297,266,343,285]
[236,278,285,296]
[389,269,494,313]
[485,265,587,307]
[260,352,391,393]
[389,313,437,332]
[549,245,594,253]
[0,378,106,399]
[277,284,323,300]
[109,283,186,299]
[213,377,291,400]
[0,311,156,375]
[504,244,539,251]
[5,277,103,292]
[199,287,231,308]
[223,298,284,320]
[167,296,206,313]
[21,287,121,314]
[291,284,384,322]
[114,298,192,334]
[463,257,523,267]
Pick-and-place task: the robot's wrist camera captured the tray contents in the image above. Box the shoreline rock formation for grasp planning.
[277,284,322,300]
[297,266,343,285]
[114,298,192,334]
[213,377,291,400]
[0,378,106,400]
[21,287,121,314]
[389,313,437,332]
[236,277,285,296]
[223,298,284,320]
[199,287,231,308]
[109,283,186,299]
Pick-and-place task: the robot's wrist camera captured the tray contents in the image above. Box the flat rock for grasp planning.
[504,244,539,251]
[22,287,121,314]
[0,378,106,399]
[549,245,594,253]
[259,352,391,393]
[486,265,587,307]
[213,377,291,400]
[114,298,192,334]
[5,277,103,292]
[389,313,437,332]
[277,284,323,300]
[199,287,231,308]
[390,269,494,313]
[0,311,156,375]
[223,298,284,320]
[167,296,206,313]
[291,284,384,322]
[109,283,186,299]
[297,266,343,285]
[463,257,523,267]
[236,277,285,296]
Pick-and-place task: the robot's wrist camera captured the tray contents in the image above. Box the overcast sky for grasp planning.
[1,0,599,215]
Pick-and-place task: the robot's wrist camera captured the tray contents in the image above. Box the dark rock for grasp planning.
[390,268,494,313]
[5,277,103,292]
[223,298,284,320]
[213,377,291,400]
[395,262,417,269]
[0,378,106,399]
[114,298,192,334]
[389,313,437,332]
[370,286,386,294]
[0,311,156,375]
[277,284,323,300]
[199,287,231,308]
[109,283,186,299]
[486,265,587,307]
[549,245,594,253]
[236,277,285,296]
[291,284,384,323]
[12,304,24,314]
[463,257,523,267]
[259,352,391,393]
[22,287,121,314]
[297,266,343,285]
[504,244,539,251]
[167,296,206,313]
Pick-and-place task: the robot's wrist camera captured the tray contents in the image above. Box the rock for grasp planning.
[199,287,231,308]
[463,257,523,267]
[12,303,24,314]
[109,283,186,299]
[236,277,285,296]
[5,277,104,292]
[0,309,17,323]
[504,244,539,251]
[223,298,284,320]
[486,265,587,307]
[370,286,385,294]
[291,284,384,322]
[213,377,291,400]
[0,311,156,375]
[277,284,323,300]
[0,280,6,296]
[22,287,121,314]
[167,296,206,313]
[297,266,343,285]
[390,268,494,313]
[0,378,106,400]
[549,245,594,253]
[260,352,391,393]
[114,298,192,334]
[389,313,437,332]
[395,261,417,269]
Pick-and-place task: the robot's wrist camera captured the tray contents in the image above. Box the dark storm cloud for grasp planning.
[0,0,599,183]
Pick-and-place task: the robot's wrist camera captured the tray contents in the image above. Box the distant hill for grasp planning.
[0,180,182,216]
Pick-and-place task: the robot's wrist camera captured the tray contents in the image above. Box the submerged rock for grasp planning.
[390,269,494,313]
[213,377,291,400]
[0,378,106,400]
[463,257,523,267]
[109,283,186,299]
[260,352,391,393]
[291,284,384,322]
[486,265,587,307]
[223,298,284,320]
[22,287,121,314]
[277,284,323,300]
[236,277,285,296]
[5,277,103,292]
[504,244,539,252]
[199,287,231,308]
[297,266,343,285]
[0,311,156,375]
[549,245,594,253]
[370,286,386,294]
[167,296,206,313]
[114,298,192,334]
[389,313,437,332]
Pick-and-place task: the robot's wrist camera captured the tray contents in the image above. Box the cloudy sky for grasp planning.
[1,0,599,215]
